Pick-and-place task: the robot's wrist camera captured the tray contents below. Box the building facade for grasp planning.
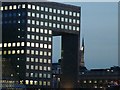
[0,2,81,89]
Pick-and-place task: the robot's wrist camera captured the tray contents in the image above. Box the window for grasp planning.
[27,35,30,39]
[35,66,38,70]
[5,6,8,10]
[21,42,24,46]
[27,50,30,54]
[26,80,29,85]
[53,9,56,13]
[43,81,46,86]
[22,4,26,8]
[30,80,33,85]
[40,21,44,26]
[57,9,60,14]
[31,50,34,54]
[12,50,15,54]
[27,27,30,32]
[48,74,51,78]
[40,58,42,63]
[32,28,35,32]
[36,21,39,25]
[53,23,56,28]
[44,51,47,56]
[65,11,68,15]
[48,37,52,41]
[53,16,56,20]
[45,22,48,26]
[27,42,30,47]
[36,28,39,33]
[8,43,11,47]
[44,66,47,71]
[39,66,42,70]
[32,13,35,17]
[31,65,34,69]
[32,20,35,25]
[40,43,43,48]
[0,43,2,48]
[13,5,17,9]
[57,17,60,21]
[73,19,76,23]
[48,67,51,71]
[49,15,52,20]
[4,43,7,47]
[44,37,47,41]
[12,43,16,47]
[44,44,47,48]
[0,51,2,55]
[77,20,79,24]
[45,15,48,19]
[26,57,30,62]
[31,43,34,47]
[9,6,12,10]
[77,27,79,31]
[48,45,51,49]
[73,12,76,16]
[28,12,31,17]
[49,23,52,27]
[61,10,64,14]
[32,5,35,10]
[36,51,39,55]
[77,13,80,17]
[61,17,64,22]
[36,6,40,10]
[41,14,44,18]
[65,25,68,29]
[45,7,48,12]
[73,26,75,30]
[35,58,38,62]
[40,36,43,41]
[36,13,39,18]
[40,29,43,33]
[31,58,34,62]
[69,11,72,16]
[49,8,52,12]
[57,24,60,28]
[17,50,20,54]
[41,7,44,11]
[28,4,31,9]
[36,36,39,40]
[61,24,64,29]
[44,29,47,34]
[27,19,31,24]
[40,51,43,55]
[39,73,42,78]
[31,35,35,40]
[48,52,51,56]
[69,19,72,23]
[44,59,47,63]
[21,50,24,54]
[69,26,72,30]
[26,65,29,69]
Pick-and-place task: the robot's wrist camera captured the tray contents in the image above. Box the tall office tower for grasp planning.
[0,2,80,89]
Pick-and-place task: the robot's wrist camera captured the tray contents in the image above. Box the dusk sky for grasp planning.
[52,2,118,69]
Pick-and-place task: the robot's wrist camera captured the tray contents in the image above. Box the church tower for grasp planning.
[80,38,85,67]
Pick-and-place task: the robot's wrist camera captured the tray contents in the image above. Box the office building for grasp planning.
[0,2,81,89]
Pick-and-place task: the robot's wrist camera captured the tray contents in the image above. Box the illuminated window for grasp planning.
[31,65,34,69]
[47,82,50,86]
[21,42,24,46]
[73,19,76,23]
[30,73,33,77]
[0,51,2,55]
[5,6,8,10]
[31,35,35,40]
[48,45,51,49]
[77,13,80,17]
[9,6,12,10]
[1,7,3,11]
[44,51,47,56]
[65,18,68,22]
[39,81,42,85]
[26,57,30,62]
[36,51,39,55]
[73,26,75,30]
[49,22,52,27]
[53,23,56,28]
[30,80,33,85]
[77,20,79,24]
[32,5,35,10]
[35,58,38,62]
[45,7,48,12]
[39,66,42,70]
[41,6,44,11]
[65,25,68,29]
[12,50,15,54]
[40,21,44,26]
[27,35,30,39]
[27,27,30,32]
[43,81,46,86]
[4,43,7,47]
[84,80,86,83]
[31,50,34,54]
[7,50,11,54]
[57,24,60,28]
[26,65,29,69]
[49,15,52,20]
[13,5,17,9]
[65,11,68,15]
[44,44,47,48]
[45,22,48,26]
[69,11,72,16]
[21,50,24,54]
[69,26,72,30]
[48,59,51,63]
[53,16,56,20]
[26,80,29,85]
[53,9,56,13]
[77,27,79,31]
[30,58,34,62]
[26,73,29,77]
[57,17,60,21]
[0,43,2,48]
[27,50,30,54]
[35,66,38,70]
[40,36,43,41]
[22,4,25,8]
[32,20,35,24]
[43,74,47,78]
[48,67,51,71]
[49,8,52,12]
[34,81,38,85]
[28,4,31,9]
[17,50,20,54]
[48,37,52,41]
[61,24,64,29]
[48,52,51,56]
[32,13,35,17]
[36,21,39,25]
[73,12,76,16]
[39,58,42,63]
[69,18,72,23]
[27,42,30,47]
[36,43,39,47]
[4,51,6,55]
[36,6,40,10]
[32,28,35,32]
[36,13,39,18]
[40,43,43,48]
[57,9,60,14]
[61,10,64,14]
[27,19,31,24]
[39,73,42,78]
[40,51,43,55]
[44,29,47,34]
[8,43,11,47]
[40,29,43,33]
